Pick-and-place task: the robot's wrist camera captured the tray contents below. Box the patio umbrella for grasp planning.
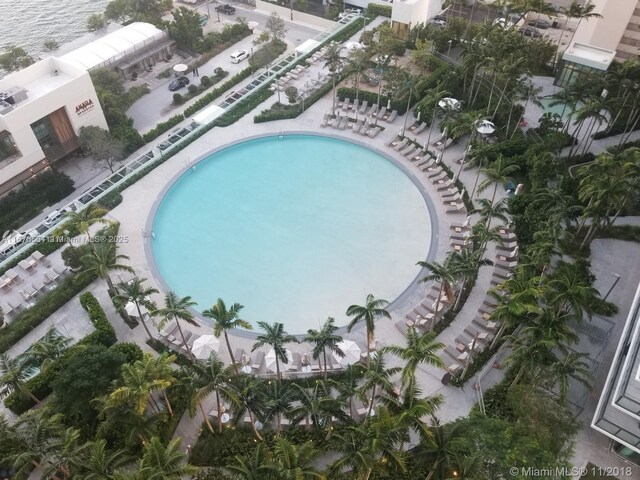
[334,340,362,366]
[416,110,421,122]
[191,335,220,360]
[125,301,149,318]
[265,349,293,373]
[248,21,259,30]
[438,97,461,111]
[387,98,392,110]
[173,63,188,73]
[476,120,496,135]
[344,41,364,52]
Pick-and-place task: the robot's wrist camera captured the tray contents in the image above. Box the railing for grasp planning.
[0,11,364,270]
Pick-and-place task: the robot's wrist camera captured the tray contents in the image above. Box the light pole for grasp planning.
[290,0,294,20]
[603,274,621,301]
[447,39,453,58]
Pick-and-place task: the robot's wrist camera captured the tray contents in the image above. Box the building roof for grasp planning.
[562,42,616,71]
[593,281,640,453]
[59,22,166,71]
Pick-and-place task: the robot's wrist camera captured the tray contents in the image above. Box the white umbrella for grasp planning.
[344,41,364,52]
[265,349,293,373]
[416,110,421,122]
[438,97,461,111]
[191,335,220,360]
[386,98,392,110]
[173,63,188,73]
[248,21,259,30]
[476,120,496,135]
[125,301,148,318]
[334,340,362,366]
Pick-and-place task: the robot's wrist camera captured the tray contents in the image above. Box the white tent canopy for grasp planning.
[333,340,361,366]
[265,349,294,373]
[191,335,221,360]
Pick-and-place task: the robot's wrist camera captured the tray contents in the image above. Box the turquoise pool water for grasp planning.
[151,135,431,332]
[539,96,583,122]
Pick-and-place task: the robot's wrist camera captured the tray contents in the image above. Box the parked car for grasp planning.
[493,17,515,28]
[432,18,447,27]
[519,26,542,38]
[215,4,236,14]
[230,49,250,64]
[168,76,190,91]
[43,209,64,227]
[528,19,551,29]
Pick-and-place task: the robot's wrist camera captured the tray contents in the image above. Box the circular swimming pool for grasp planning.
[150,135,432,333]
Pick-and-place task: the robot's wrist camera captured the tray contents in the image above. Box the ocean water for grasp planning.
[0,0,109,61]
[151,135,432,333]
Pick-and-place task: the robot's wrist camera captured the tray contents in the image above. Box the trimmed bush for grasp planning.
[367,3,392,17]
[188,84,198,95]
[142,114,186,143]
[200,75,211,87]
[0,170,74,234]
[98,191,123,209]
[173,93,184,105]
[79,292,117,347]
[109,342,144,363]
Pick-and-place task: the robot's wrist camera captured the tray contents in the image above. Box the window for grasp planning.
[0,131,19,163]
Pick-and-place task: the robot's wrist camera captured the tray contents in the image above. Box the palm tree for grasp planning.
[252,321,297,380]
[545,263,600,323]
[541,350,593,402]
[329,407,406,480]
[228,375,266,441]
[358,353,401,418]
[401,76,421,136]
[203,298,252,370]
[466,142,496,199]
[416,417,462,480]
[477,155,518,204]
[114,278,158,342]
[271,437,325,480]
[227,443,273,480]
[189,352,236,433]
[152,292,198,363]
[348,47,369,120]
[109,354,174,415]
[80,241,134,295]
[62,204,108,244]
[346,294,391,366]
[417,256,458,315]
[289,380,349,433]
[261,378,294,433]
[75,439,131,480]
[487,285,543,349]
[0,353,40,405]
[94,395,161,446]
[471,197,509,230]
[424,87,452,148]
[324,41,343,116]
[334,363,365,418]
[561,1,602,65]
[382,329,445,390]
[133,437,197,480]
[19,327,70,370]
[449,249,493,309]
[305,317,344,379]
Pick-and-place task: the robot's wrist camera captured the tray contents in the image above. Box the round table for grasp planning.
[241,365,252,374]
[220,412,231,424]
[302,365,312,373]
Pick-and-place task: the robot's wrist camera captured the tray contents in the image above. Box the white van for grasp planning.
[230,50,250,64]
[0,230,25,258]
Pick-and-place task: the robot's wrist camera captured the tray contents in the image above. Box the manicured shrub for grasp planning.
[200,75,211,87]
[173,93,184,105]
[61,244,91,270]
[142,114,185,143]
[109,342,144,363]
[188,84,198,95]
[367,3,392,17]
[98,191,123,209]
[79,292,117,347]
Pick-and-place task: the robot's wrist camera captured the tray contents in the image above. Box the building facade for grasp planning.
[571,0,640,62]
[592,282,640,465]
[0,57,108,195]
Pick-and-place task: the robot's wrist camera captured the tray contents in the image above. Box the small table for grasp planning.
[302,365,312,373]
[220,413,230,424]
[241,365,251,374]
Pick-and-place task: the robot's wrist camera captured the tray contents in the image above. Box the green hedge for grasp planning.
[143,114,185,143]
[4,292,117,413]
[214,87,274,127]
[0,170,74,234]
[367,3,392,17]
[254,102,301,123]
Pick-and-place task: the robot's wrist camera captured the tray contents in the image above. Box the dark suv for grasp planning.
[215,4,236,14]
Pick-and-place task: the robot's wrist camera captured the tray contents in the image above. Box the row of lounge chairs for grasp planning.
[438,225,519,373]
[320,113,382,137]
[335,98,398,123]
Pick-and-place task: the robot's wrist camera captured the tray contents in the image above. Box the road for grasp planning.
[127,6,321,133]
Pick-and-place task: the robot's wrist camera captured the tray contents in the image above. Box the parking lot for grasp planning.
[127,5,322,133]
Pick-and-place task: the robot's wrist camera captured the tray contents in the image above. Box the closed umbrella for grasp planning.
[333,340,361,366]
[125,301,148,318]
[191,335,220,360]
[265,349,293,373]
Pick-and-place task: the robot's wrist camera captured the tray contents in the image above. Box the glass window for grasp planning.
[0,131,19,162]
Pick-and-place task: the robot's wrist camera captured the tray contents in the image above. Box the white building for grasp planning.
[0,57,108,196]
[391,0,442,39]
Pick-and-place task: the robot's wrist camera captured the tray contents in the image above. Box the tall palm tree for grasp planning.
[94,395,161,446]
[62,204,108,245]
[305,317,344,379]
[424,87,452,147]
[466,142,497,199]
[449,249,493,309]
[401,75,421,136]
[146,353,177,415]
[152,292,198,363]
[471,197,509,230]
[80,241,134,295]
[477,155,518,204]
[348,47,369,120]
[334,363,365,419]
[271,437,325,480]
[382,329,445,390]
[545,263,600,323]
[358,353,401,418]
[324,41,343,115]
[189,352,236,433]
[203,298,252,370]
[417,255,458,315]
[114,278,158,342]
[561,1,602,65]
[541,350,593,402]
[228,375,266,441]
[252,321,298,380]
[0,353,40,404]
[19,327,70,371]
[261,378,294,433]
[487,284,543,349]
[289,381,349,433]
[346,294,391,366]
